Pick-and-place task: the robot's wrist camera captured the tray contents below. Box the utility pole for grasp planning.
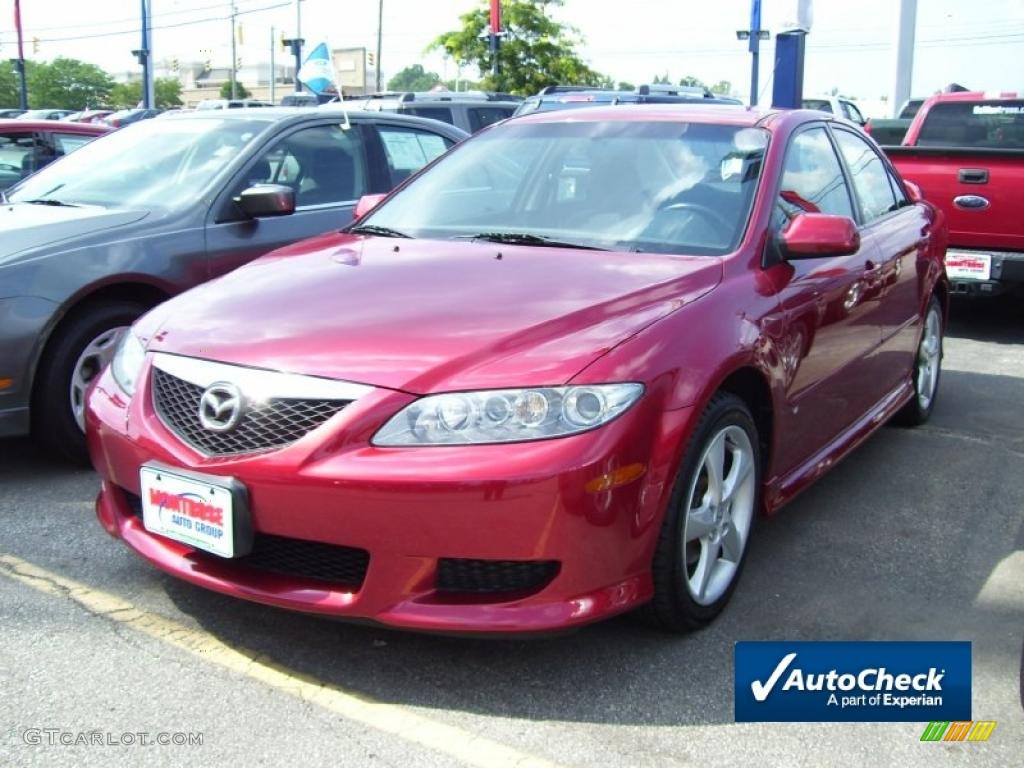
[12,0,28,109]
[230,0,238,99]
[489,0,502,78]
[890,0,917,117]
[375,0,383,91]
[270,26,276,103]
[748,0,762,106]
[133,0,154,108]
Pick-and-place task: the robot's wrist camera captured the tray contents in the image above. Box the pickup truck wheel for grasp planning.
[640,393,761,633]
[895,294,943,427]
[32,301,145,464]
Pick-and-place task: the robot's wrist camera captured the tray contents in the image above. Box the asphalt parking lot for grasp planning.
[1,296,1022,768]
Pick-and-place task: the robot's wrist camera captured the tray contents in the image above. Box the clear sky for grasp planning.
[2,0,1022,104]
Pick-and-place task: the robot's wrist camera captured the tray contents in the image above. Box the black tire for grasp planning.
[894,294,943,427]
[639,393,762,633]
[32,301,146,465]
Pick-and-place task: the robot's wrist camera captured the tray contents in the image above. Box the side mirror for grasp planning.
[354,193,387,219]
[234,184,295,218]
[781,213,860,258]
[903,180,924,203]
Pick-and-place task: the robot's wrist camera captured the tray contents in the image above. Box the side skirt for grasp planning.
[763,380,914,513]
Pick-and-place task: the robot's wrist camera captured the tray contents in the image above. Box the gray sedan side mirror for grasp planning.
[234,184,296,218]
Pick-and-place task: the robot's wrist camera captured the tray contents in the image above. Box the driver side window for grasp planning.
[235,124,369,209]
[774,127,854,230]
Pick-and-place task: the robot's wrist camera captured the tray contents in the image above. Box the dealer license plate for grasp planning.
[140,465,237,558]
[945,250,991,281]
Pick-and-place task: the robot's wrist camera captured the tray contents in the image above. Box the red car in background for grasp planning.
[0,119,108,191]
[87,106,949,634]
[885,91,1024,297]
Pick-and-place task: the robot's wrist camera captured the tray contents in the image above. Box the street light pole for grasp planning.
[13,0,28,109]
[375,0,383,92]
[230,0,238,99]
[489,0,502,78]
[748,0,762,106]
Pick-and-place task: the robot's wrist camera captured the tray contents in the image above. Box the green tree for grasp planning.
[431,0,608,96]
[110,77,183,108]
[616,81,635,91]
[0,61,20,108]
[709,79,732,96]
[442,77,483,92]
[220,80,251,99]
[27,57,114,109]
[679,75,705,88]
[388,64,442,92]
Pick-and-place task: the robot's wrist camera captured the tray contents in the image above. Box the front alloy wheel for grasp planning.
[642,392,761,632]
[33,301,145,464]
[70,326,128,431]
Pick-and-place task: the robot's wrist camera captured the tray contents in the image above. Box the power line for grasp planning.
[15,0,272,35]
[0,1,290,46]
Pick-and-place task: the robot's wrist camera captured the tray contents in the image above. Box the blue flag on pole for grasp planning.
[298,42,335,95]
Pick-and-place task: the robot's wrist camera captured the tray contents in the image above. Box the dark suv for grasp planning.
[350,90,522,133]
[0,108,466,462]
[513,84,743,116]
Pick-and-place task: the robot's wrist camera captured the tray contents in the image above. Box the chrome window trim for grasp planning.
[150,352,374,402]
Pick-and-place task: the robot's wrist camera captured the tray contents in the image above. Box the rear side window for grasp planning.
[467,106,513,132]
[0,132,37,186]
[917,101,1024,149]
[51,133,95,155]
[802,99,833,114]
[777,126,853,220]
[833,129,899,222]
[842,102,865,124]
[407,106,454,125]
[377,126,453,185]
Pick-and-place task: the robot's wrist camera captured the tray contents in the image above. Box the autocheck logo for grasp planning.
[752,652,945,708]
[734,642,971,723]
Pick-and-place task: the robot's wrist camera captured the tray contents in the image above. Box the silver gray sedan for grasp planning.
[0,108,466,462]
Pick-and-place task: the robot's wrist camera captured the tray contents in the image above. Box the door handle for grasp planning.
[864,260,880,272]
[958,168,988,184]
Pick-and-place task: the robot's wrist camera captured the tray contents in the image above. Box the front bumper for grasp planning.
[87,362,694,634]
[0,296,59,438]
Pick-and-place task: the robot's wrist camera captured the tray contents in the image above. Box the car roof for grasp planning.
[156,106,470,137]
[511,103,778,127]
[0,119,108,132]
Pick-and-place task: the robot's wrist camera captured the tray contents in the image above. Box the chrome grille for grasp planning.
[152,368,350,456]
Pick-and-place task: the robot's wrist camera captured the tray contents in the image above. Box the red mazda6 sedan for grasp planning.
[86,105,948,634]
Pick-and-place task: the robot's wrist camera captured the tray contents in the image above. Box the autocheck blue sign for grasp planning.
[735,641,971,722]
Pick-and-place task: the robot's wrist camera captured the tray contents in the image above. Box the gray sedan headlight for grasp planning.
[110,332,146,396]
[373,384,644,446]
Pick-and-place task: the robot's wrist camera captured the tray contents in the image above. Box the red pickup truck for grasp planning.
[884,92,1023,297]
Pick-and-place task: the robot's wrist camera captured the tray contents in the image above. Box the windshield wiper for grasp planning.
[347,223,411,238]
[21,198,81,208]
[454,232,607,251]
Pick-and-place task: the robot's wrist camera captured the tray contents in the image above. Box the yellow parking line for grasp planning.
[0,553,567,768]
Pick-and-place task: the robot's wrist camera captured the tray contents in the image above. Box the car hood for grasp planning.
[0,203,149,265]
[144,233,722,393]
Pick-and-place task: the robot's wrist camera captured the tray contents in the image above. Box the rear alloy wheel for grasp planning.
[895,294,943,426]
[33,301,145,464]
[642,393,761,632]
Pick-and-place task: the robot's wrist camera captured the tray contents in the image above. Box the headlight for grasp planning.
[373,383,644,446]
[110,331,145,396]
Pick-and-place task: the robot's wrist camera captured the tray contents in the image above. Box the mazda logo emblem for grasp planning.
[198,382,244,433]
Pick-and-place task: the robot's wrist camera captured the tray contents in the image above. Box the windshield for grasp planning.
[8,117,268,210]
[362,120,768,255]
